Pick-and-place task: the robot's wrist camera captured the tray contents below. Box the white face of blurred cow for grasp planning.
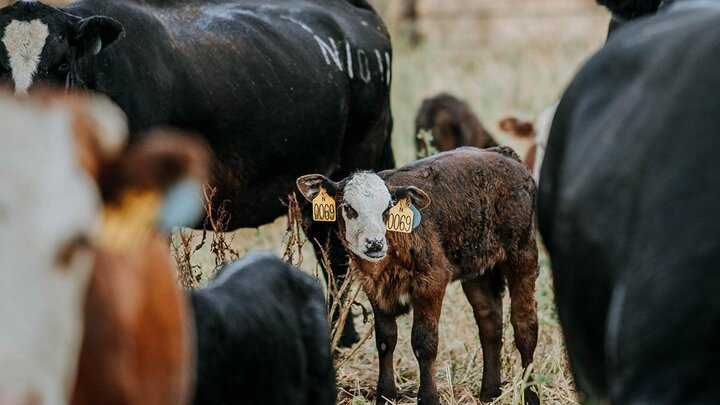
[340,173,393,262]
[0,96,99,403]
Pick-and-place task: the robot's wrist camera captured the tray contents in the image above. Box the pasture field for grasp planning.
[8,0,607,403]
[178,1,608,403]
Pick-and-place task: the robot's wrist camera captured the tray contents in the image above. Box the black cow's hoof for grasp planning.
[337,318,360,348]
[523,387,540,405]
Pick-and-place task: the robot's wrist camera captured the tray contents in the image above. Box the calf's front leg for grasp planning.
[411,291,445,405]
[373,305,399,404]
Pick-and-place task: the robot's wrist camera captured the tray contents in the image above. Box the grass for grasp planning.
[172,1,611,404]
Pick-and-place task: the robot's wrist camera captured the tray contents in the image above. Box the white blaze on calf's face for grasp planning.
[2,19,49,95]
[0,96,99,403]
[341,172,392,262]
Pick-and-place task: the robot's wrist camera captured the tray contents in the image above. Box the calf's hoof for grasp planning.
[480,385,502,402]
[523,387,540,405]
[375,389,398,405]
[417,391,440,405]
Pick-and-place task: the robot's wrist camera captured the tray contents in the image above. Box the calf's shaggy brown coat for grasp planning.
[298,147,539,405]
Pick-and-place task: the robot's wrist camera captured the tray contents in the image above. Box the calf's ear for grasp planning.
[99,131,210,233]
[498,116,534,138]
[296,174,338,202]
[72,16,124,58]
[391,186,431,210]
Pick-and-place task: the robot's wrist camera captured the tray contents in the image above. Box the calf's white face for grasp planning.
[0,96,100,403]
[340,173,393,262]
[297,173,430,264]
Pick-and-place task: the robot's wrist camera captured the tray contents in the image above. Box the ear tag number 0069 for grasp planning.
[312,187,336,222]
[386,198,414,234]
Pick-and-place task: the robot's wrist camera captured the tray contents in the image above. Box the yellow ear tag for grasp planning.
[386,198,414,234]
[98,190,162,253]
[312,187,336,222]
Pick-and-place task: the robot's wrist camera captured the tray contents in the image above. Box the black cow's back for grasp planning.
[63,0,394,229]
[539,1,720,402]
[190,253,335,405]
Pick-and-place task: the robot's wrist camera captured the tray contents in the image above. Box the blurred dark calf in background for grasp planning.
[191,253,336,405]
[414,93,498,159]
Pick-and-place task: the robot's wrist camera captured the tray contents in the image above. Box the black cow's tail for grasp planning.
[379,114,396,170]
[487,145,522,163]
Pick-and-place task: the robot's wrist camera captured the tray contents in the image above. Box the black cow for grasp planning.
[597,0,673,36]
[0,0,393,345]
[539,0,720,403]
[191,252,336,405]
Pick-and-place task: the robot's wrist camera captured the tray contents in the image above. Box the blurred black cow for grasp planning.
[0,0,393,346]
[539,1,720,402]
[191,253,336,405]
[597,0,674,36]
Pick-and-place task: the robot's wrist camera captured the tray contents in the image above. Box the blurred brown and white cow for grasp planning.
[0,91,207,405]
[0,92,108,405]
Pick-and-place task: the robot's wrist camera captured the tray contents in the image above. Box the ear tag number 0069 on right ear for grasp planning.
[312,188,336,222]
[386,198,414,234]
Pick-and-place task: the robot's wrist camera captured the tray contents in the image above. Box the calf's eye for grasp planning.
[382,202,392,221]
[342,203,358,219]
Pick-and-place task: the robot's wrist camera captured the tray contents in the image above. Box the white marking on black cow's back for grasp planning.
[281,15,391,85]
[2,19,49,95]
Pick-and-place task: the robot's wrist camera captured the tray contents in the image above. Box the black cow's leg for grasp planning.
[462,270,504,402]
[304,218,360,347]
[372,303,399,404]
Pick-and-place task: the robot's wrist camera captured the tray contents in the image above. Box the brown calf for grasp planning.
[298,146,539,405]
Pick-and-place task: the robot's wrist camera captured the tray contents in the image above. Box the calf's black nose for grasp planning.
[364,238,384,253]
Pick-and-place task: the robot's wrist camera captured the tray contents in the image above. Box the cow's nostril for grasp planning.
[365,238,384,252]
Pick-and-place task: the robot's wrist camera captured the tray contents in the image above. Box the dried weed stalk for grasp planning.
[283,194,374,365]
[173,228,202,290]
[197,184,240,271]
[282,193,305,268]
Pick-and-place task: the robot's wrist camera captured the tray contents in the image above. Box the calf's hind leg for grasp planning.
[461,270,504,402]
[503,246,540,405]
